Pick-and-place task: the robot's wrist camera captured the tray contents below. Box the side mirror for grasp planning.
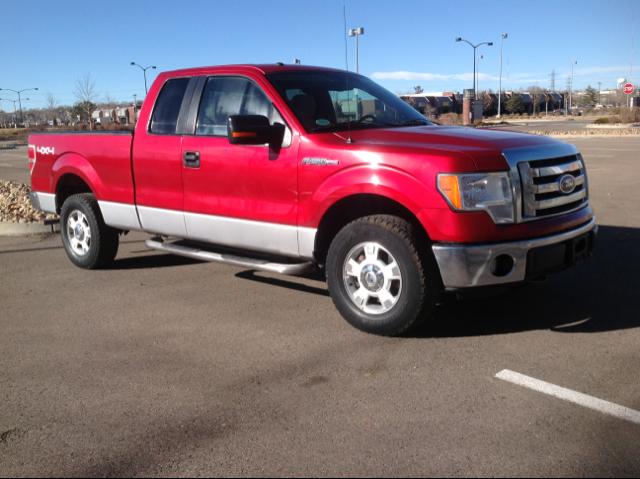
[227,115,284,147]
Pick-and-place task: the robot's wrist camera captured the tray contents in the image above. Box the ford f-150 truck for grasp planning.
[28,64,595,335]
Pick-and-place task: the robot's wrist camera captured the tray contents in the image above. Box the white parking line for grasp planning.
[495,369,640,425]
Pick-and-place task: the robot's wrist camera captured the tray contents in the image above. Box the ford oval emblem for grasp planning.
[558,174,576,194]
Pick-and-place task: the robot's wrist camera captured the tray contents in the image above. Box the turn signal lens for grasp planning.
[437,172,515,224]
[232,131,257,138]
[437,174,462,209]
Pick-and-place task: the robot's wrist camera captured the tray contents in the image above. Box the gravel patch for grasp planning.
[0,180,58,223]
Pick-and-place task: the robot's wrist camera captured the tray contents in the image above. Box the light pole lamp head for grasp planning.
[151,66,157,69]
[501,33,508,39]
[130,62,135,65]
[488,42,494,46]
[455,37,462,42]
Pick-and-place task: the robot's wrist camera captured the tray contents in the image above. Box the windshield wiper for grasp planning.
[398,119,431,126]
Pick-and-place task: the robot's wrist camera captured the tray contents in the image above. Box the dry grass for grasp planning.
[433,113,463,126]
[0,180,58,223]
[529,129,640,138]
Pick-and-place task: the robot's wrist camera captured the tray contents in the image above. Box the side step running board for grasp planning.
[145,239,315,275]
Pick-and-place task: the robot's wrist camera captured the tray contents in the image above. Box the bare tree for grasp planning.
[46,92,58,124]
[74,74,98,129]
[102,92,117,108]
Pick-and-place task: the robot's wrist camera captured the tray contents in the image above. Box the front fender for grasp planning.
[302,164,444,227]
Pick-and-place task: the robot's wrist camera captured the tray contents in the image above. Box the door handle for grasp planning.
[183,151,200,168]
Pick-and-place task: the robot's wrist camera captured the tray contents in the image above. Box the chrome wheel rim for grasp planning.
[342,242,403,315]
[66,210,91,256]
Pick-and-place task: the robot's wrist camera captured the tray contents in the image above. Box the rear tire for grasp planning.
[60,193,119,269]
[326,215,441,336]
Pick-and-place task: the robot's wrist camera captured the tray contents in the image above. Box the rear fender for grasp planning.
[51,153,106,200]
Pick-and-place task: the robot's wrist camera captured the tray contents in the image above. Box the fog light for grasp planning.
[492,254,514,277]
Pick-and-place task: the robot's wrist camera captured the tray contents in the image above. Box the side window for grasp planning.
[149,78,189,135]
[196,76,288,138]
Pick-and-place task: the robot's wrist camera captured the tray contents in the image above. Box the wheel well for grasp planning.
[313,194,429,264]
[55,174,92,212]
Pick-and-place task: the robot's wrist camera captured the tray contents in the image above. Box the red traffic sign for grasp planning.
[623,83,634,95]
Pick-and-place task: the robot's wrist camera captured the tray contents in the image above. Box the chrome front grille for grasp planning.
[518,154,588,220]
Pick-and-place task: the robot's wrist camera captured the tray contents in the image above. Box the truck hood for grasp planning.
[336,125,569,171]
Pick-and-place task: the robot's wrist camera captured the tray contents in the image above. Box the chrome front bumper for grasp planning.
[432,218,596,289]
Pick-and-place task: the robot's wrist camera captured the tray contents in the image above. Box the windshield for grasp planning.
[266,70,432,133]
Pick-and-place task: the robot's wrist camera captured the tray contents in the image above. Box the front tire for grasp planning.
[60,193,119,269]
[326,215,441,336]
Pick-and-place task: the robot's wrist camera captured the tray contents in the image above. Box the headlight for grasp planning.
[437,172,514,224]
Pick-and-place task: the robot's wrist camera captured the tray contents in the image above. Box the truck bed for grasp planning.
[29,131,135,206]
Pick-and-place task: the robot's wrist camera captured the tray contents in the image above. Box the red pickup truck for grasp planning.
[28,64,595,335]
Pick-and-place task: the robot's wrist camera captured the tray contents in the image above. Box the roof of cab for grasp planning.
[161,63,347,78]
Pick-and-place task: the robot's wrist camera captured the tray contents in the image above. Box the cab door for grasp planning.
[133,76,194,236]
[181,75,299,257]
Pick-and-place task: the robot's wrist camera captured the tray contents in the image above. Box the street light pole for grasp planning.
[569,60,577,113]
[130,62,157,95]
[0,98,30,127]
[455,37,493,100]
[348,27,365,74]
[477,54,484,93]
[498,32,508,118]
[0,87,38,124]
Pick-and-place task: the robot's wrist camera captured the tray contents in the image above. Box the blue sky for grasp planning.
[1,0,638,109]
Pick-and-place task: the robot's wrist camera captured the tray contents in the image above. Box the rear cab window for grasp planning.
[149,78,190,135]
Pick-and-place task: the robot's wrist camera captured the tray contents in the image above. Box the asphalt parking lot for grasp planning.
[1,137,639,477]
[0,145,30,183]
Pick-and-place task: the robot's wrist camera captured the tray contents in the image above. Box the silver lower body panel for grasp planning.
[432,219,596,289]
[29,192,57,213]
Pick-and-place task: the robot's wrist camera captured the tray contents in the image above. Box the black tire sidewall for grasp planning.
[60,195,109,269]
[326,219,427,335]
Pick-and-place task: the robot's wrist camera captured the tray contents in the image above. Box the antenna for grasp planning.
[343,1,353,144]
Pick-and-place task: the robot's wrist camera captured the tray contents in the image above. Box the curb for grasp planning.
[0,221,59,237]
[585,124,640,130]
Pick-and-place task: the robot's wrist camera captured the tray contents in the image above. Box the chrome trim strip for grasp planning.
[432,218,596,289]
[531,160,582,177]
[29,192,57,213]
[145,239,314,275]
[535,175,585,194]
[98,201,141,230]
[534,189,587,210]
